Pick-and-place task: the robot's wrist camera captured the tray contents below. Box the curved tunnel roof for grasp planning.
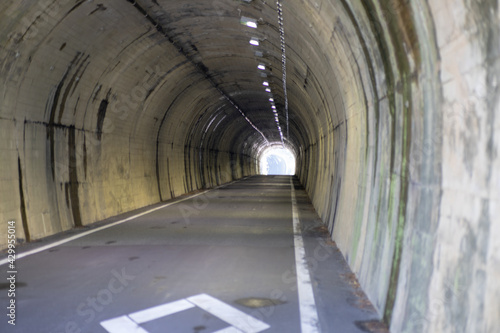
[1,0,348,203]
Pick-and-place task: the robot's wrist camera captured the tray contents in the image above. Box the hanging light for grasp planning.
[241,16,258,28]
[249,38,259,46]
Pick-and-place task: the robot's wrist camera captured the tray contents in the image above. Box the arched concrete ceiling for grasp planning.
[0,0,346,212]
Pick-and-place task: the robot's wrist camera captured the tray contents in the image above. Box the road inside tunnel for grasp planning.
[1,0,499,332]
[0,176,384,333]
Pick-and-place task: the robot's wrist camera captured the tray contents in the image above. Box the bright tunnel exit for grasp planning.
[259,145,296,175]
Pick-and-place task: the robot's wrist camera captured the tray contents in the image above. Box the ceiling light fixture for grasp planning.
[241,16,258,28]
[258,64,266,70]
[249,38,259,46]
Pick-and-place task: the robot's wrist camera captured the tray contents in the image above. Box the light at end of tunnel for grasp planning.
[259,146,296,176]
[249,38,259,46]
[262,81,269,86]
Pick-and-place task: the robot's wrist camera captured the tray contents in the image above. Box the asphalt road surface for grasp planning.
[1,176,383,333]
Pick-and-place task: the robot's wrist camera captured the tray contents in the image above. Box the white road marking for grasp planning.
[100,293,269,333]
[0,179,246,267]
[213,327,244,333]
[100,315,148,333]
[290,177,320,332]
[128,299,194,324]
[242,183,290,186]
[187,294,270,333]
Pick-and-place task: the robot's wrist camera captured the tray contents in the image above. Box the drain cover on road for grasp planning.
[100,293,270,333]
[235,297,286,308]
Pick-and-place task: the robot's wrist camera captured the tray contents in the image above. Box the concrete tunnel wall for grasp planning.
[0,1,498,332]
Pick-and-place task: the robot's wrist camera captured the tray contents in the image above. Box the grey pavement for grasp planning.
[1,176,383,333]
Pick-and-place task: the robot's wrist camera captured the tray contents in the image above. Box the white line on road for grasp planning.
[0,192,205,266]
[187,294,270,333]
[100,315,149,333]
[128,299,195,324]
[0,178,247,266]
[100,293,269,333]
[290,177,320,332]
[213,327,244,333]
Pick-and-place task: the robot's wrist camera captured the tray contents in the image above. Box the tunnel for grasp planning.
[0,0,499,332]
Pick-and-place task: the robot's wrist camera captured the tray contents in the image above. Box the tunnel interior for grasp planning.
[1,0,499,332]
[258,145,296,175]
